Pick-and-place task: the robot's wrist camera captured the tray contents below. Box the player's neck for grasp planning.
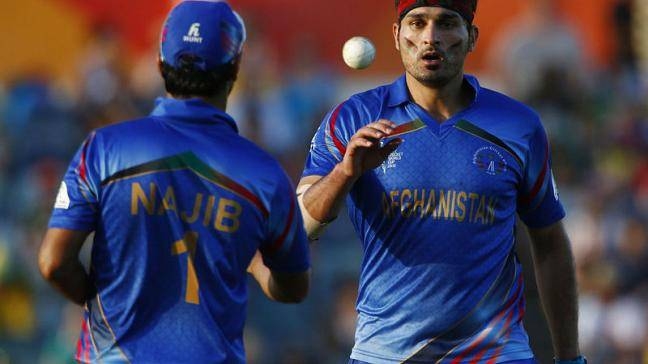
[201,82,235,111]
[200,95,228,111]
[406,72,472,123]
[168,92,228,111]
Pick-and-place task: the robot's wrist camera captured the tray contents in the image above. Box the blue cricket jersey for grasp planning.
[303,75,565,363]
[49,98,310,363]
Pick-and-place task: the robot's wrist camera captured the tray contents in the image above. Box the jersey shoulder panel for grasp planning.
[477,87,542,128]
[93,116,157,142]
[232,136,289,192]
[464,87,546,166]
[344,83,392,125]
[85,117,160,182]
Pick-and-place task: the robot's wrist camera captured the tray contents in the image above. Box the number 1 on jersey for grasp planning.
[171,231,200,304]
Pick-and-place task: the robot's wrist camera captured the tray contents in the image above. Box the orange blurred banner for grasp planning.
[0,0,618,81]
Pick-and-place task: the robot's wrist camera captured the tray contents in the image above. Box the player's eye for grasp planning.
[409,19,425,28]
[438,19,458,29]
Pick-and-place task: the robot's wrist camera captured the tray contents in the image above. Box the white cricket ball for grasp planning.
[342,36,376,70]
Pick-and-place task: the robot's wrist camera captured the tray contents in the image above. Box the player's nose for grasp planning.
[420,24,441,47]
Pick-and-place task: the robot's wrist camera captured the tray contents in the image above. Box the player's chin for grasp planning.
[413,62,438,73]
[414,71,449,86]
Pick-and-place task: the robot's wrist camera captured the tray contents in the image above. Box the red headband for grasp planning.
[397,0,475,23]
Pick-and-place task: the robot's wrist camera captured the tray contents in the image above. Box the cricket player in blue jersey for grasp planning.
[38,1,310,363]
[298,1,585,363]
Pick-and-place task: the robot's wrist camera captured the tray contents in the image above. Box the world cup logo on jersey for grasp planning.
[381,150,403,174]
[473,146,507,176]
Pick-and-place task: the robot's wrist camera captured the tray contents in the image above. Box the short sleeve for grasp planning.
[48,132,101,232]
[517,121,565,228]
[260,170,310,272]
[302,101,353,178]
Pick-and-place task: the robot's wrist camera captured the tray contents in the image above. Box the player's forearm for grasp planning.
[248,251,309,303]
[40,260,95,305]
[39,228,95,305]
[302,164,358,222]
[533,253,580,359]
[249,261,309,303]
[528,224,581,360]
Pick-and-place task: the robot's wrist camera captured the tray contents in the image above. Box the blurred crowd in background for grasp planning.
[0,0,647,363]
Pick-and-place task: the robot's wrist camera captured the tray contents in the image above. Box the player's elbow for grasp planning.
[276,291,308,304]
[38,233,72,283]
[305,225,328,242]
[281,283,309,304]
[38,247,64,283]
[270,270,310,303]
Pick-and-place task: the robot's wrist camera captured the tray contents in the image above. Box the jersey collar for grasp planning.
[150,97,239,133]
[387,74,481,107]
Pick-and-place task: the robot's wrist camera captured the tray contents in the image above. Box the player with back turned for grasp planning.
[298,1,585,363]
[38,1,310,363]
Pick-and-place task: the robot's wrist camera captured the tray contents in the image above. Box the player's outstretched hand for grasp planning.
[340,119,403,179]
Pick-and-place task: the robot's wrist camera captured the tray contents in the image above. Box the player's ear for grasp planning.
[468,25,479,52]
[392,22,400,51]
[231,53,242,79]
[225,53,243,95]
[157,55,164,73]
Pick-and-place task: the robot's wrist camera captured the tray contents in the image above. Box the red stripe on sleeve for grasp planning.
[329,103,347,156]
[269,194,296,253]
[79,142,89,184]
[519,141,549,206]
[78,133,95,185]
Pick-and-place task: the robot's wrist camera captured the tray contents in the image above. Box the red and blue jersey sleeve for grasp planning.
[48,132,102,232]
[302,101,356,177]
[260,170,310,272]
[516,121,565,228]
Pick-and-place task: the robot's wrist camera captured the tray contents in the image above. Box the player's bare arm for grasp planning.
[297,120,402,239]
[247,250,310,303]
[39,228,95,305]
[527,220,581,361]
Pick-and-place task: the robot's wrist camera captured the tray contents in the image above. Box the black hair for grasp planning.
[158,54,239,98]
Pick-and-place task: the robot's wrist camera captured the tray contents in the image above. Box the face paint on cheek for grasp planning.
[445,36,470,60]
[401,35,418,57]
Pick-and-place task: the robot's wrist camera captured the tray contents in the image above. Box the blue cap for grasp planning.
[160,0,246,71]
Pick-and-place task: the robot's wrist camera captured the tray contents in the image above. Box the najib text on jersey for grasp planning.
[131,182,242,233]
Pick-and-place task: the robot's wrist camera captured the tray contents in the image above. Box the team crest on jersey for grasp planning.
[473,146,507,176]
[381,150,402,173]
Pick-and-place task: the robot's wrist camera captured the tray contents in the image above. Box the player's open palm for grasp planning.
[341,119,402,179]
